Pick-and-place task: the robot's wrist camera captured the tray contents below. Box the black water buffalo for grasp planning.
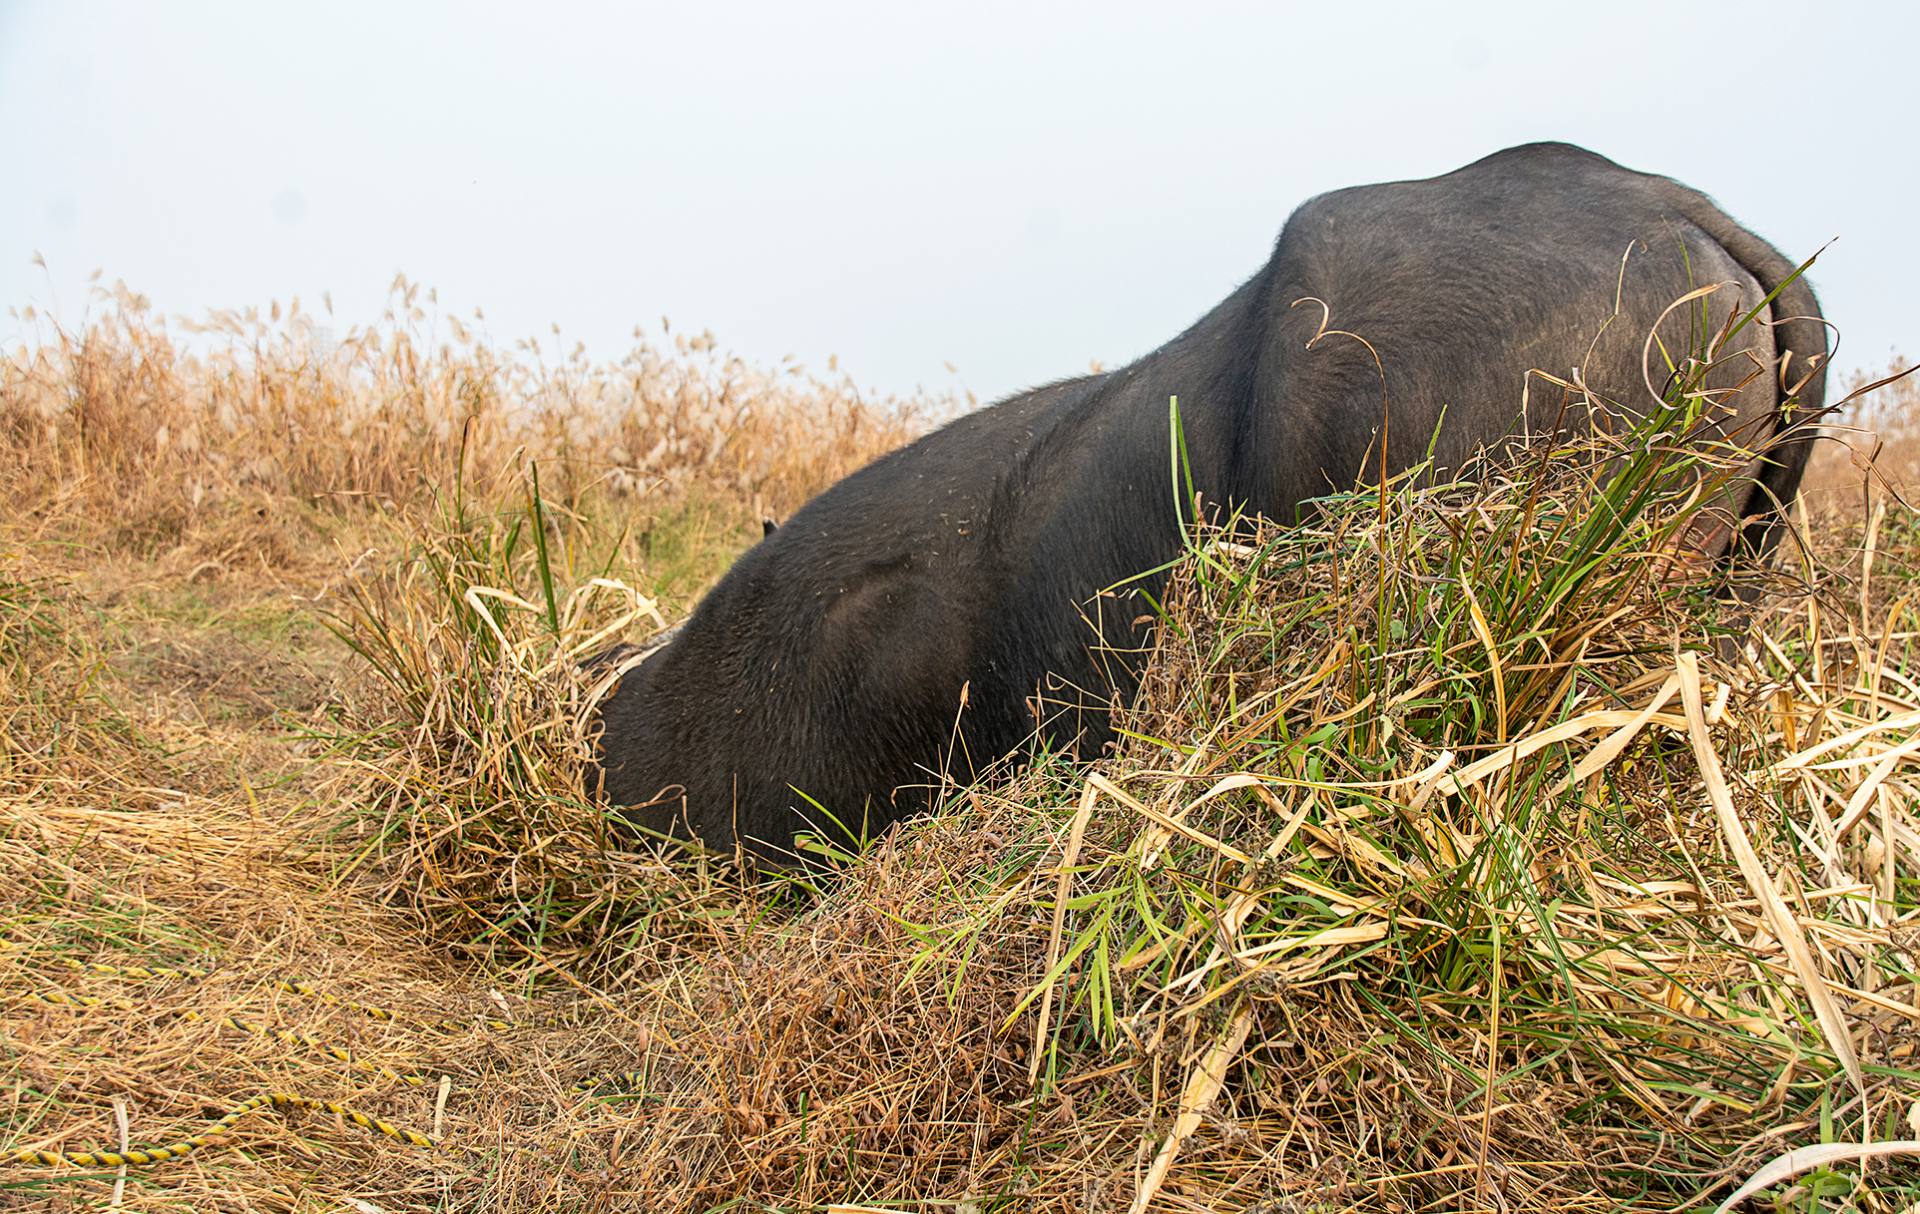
[598,142,1827,862]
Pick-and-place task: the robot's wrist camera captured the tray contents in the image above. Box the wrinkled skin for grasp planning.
[598,142,1827,864]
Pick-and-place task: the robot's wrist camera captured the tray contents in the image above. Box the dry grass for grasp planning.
[320,457,675,974]
[1803,359,1920,506]
[2,278,936,574]
[2,287,1918,1213]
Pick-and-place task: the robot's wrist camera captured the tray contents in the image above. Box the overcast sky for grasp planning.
[1,1,1913,404]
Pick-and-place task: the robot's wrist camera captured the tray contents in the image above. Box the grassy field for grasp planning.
[2,280,1918,1212]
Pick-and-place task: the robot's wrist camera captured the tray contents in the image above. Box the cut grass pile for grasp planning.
[1,286,1917,1212]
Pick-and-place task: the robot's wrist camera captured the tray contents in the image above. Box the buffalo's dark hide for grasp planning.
[597,142,1827,863]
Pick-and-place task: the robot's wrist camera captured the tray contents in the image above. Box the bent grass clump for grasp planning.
[323,452,696,974]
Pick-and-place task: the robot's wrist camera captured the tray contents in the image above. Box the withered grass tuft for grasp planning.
[321,445,771,978]
[2,279,1917,1212]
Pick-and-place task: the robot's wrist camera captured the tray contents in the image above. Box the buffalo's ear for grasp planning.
[762,517,779,537]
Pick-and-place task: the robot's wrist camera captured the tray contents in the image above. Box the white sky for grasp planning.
[2,1,1914,403]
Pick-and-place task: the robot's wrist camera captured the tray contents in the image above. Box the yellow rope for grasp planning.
[8,1092,435,1169]
[572,1068,649,1095]
[5,957,640,1171]
[54,958,209,983]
